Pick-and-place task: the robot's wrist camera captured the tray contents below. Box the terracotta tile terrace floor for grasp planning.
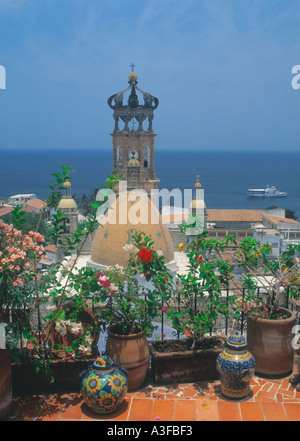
[4,375,300,422]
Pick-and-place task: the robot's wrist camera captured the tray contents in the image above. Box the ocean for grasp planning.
[0,149,300,219]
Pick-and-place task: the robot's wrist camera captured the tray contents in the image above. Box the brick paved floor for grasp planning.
[4,375,300,421]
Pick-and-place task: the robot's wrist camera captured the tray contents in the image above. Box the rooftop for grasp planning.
[207,209,263,223]
[0,206,13,218]
[45,244,58,253]
[21,205,36,213]
[25,198,47,210]
[9,194,36,199]
[263,214,300,225]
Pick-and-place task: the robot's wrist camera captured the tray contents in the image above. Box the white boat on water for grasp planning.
[247,185,287,197]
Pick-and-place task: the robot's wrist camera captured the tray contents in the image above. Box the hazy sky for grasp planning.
[1,0,300,151]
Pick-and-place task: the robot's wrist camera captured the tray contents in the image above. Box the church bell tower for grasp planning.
[107,66,160,193]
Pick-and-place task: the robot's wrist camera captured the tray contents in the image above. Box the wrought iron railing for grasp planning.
[6,283,300,349]
[156,284,300,341]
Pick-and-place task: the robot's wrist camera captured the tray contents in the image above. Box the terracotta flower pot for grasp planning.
[289,338,300,391]
[11,356,96,394]
[0,350,12,420]
[247,307,296,376]
[150,336,225,384]
[45,304,99,358]
[105,324,150,391]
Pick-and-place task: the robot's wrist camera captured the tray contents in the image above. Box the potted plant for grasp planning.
[2,166,119,393]
[94,262,159,391]
[0,212,47,402]
[128,231,236,384]
[0,344,12,420]
[234,237,299,376]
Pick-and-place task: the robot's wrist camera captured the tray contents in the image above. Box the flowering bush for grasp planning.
[0,166,119,382]
[0,217,46,329]
[45,298,100,360]
[239,302,290,320]
[127,231,235,349]
[234,236,300,319]
[93,264,158,336]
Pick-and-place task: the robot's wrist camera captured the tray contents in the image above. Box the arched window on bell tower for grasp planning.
[117,146,123,168]
[144,146,150,168]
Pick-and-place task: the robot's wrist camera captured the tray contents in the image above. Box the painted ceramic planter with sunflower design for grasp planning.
[80,354,128,414]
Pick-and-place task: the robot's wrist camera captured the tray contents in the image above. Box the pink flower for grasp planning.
[96,273,111,288]
[28,231,45,242]
[161,306,169,313]
[12,277,23,287]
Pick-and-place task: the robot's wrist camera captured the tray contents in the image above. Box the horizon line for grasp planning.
[1,148,300,153]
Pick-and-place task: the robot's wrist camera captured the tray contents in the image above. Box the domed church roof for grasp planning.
[90,190,174,268]
[57,198,78,210]
[57,180,78,210]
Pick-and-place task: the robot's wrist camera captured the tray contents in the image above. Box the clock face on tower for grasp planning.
[128,150,139,159]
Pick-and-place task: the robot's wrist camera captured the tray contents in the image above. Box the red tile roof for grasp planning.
[262,214,300,225]
[45,244,58,253]
[0,206,13,217]
[25,199,47,210]
[207,209,263,223]
[21,205,36,213]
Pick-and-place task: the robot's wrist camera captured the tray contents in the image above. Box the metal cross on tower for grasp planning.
[129,62,136,72]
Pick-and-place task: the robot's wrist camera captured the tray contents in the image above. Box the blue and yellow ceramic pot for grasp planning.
[216,332,255,399]
[80,354,128,414]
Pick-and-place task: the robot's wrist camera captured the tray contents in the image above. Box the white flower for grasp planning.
[122,243,133,252]
[65,287,76,298]
[45,304,56,311]
[70,323,83,334]
[85,335,93,345]
[79,344,91,353]
[55,322,67,337]
[55,319,83,336]
[109,283,118,292]
[114,264,124,271]
[98,275,109,282]
[157,249,163,256]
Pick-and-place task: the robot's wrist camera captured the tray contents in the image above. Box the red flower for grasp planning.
[197,255,203,264]
[138,247,153,264]
[96,273,110,288]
